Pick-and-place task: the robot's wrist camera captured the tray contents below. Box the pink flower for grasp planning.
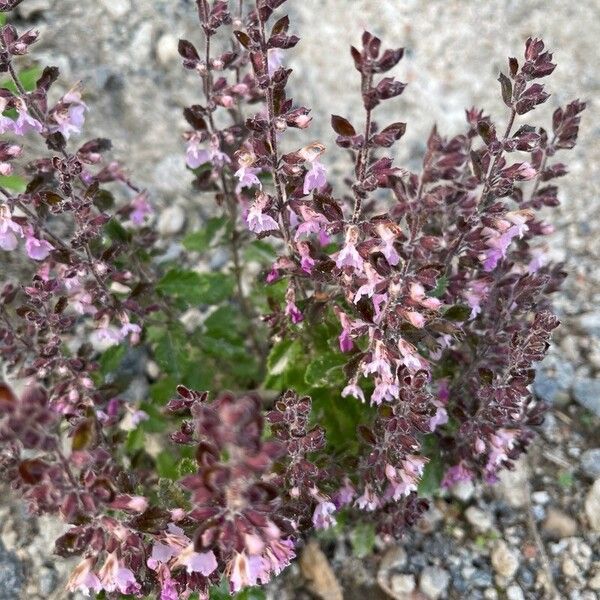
[285,299,303,324]
[159,576,179,600]
[339,328,353,352]
[312,501,337,529]
[296,241,314,274]
[441,462,474,488]
[353,264,383,304]
[303,159,327,195]
[429,406,448,432]
[355,485,379,511]
[0,205,23,251]
[25,232,54,261]
[371,379,400,404]
[267,48,284,75]
[247,194,279,234]
[295,206,330,246]
[130,192,153,226]
[263,539,295,577]
[174,546,218,576]
[109,494,148,512]
[235,165,262,192]
[376,224,400,266]
[186,134,230,169]
[50,86,87,139]
[12,101,43,136]
[98,552,141,595]
[336,241,363,271]
[333,479,356,508]
[464,279,490,319]
[527,247,546,273]
[229,551,267,592]
[363,342,393,379]
[342,383,365,402]
[66,558,102,596]
[398,337,427,372]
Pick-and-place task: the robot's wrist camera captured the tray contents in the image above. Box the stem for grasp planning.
[351,72,374,224]
[196,2,265,361]
[256,5,293,247]
[479,108,516,209]
[442,108,518,275]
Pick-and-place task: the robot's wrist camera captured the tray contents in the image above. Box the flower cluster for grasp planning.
[0,0,585,597]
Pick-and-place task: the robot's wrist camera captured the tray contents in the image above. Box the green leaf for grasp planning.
[263,338,307,391]
[99,344,126,376]
[1,66,42,94]
[429,275,449,299]
[155,451,178,479]
[244,240,277,264]
[125,427,145,454]
[304,352,347,388]
[209,581,267,600]
[178,457,197,478]
[443,304,471,321]
[350,522,376,559]
[183,216,228,252]
[147,322,188,379]
[104,218,131,243]
[418,435,443,497]
[150,376,178,405]
[157,270,234,305]
[0,174,26,192]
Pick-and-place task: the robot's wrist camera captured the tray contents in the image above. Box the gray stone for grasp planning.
[542,508,578,539]
[100,0,131,19]
[573,379,600,417]
[580,448,600,479]
[0,540,24,600]
[579,312,600,337]
[534,354,575,405]
[158,205,186,236]
[156,33,180,66]
[38,566,58,596]
[491,541,519,581]
[506,585,525,600]
[17,0,51,19]
[390,573,416,595]
[584,479,600,532]
[419,566,450,600]
[464,506,494,533]
[450,480,474,502]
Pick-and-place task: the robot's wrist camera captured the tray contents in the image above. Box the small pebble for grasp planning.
[506,585,525,600]
[419,566,450,600]
[390,573,416,595]
[158,205,186,236]
[491,541,519,581]
[465,506,493,532]
[542,507,578,539]
[580,448,600,479]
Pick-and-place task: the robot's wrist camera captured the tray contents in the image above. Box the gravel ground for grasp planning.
[1,1,599,598]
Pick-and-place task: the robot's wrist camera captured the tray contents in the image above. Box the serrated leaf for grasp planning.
[183,216,228,253]
[157,270,234,305]
[350,522,376,559]
[305,352,347,387]
[418,435,443,497]
[443,304,471,321]
[104,218,131,243]
[0,174,26,192]
[99,344,126,376]
[429,275,449,299]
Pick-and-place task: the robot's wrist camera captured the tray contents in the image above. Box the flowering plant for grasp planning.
[0,0,584,598]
